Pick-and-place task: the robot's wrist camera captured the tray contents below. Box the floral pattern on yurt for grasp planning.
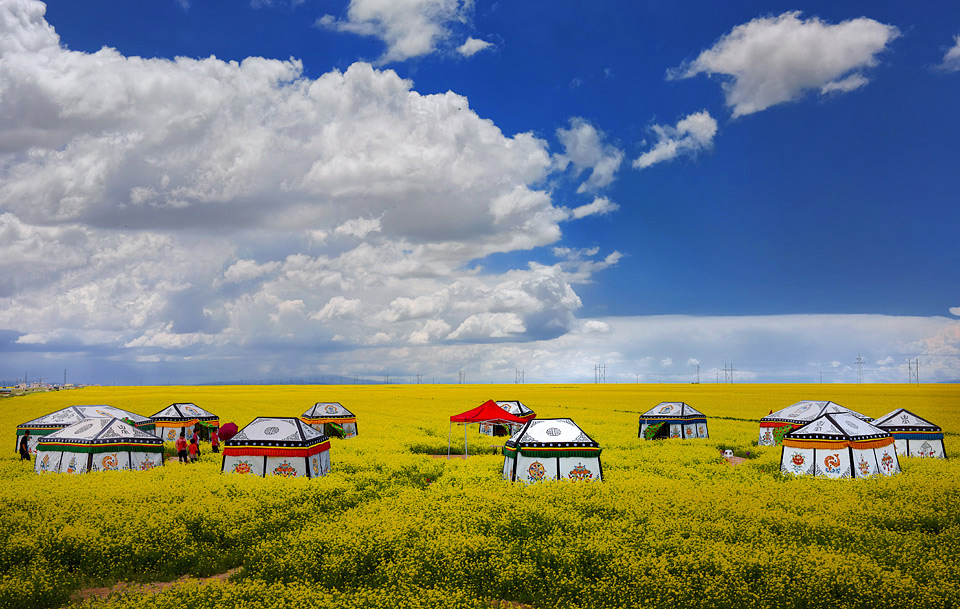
[503,418,602,483]
[300,402,358,438]
[871,408,947,459]
[222,417,330,478]
[35,417,164,474]
[758,400,872,446]
[16,405,155,455]
[779,412,900,479]
[638,402,708,440]
[149,402,220,442]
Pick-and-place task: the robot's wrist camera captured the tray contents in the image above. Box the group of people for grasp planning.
[174,428,219,464]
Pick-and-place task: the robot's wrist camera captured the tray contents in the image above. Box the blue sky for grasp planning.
[1,0,959,385]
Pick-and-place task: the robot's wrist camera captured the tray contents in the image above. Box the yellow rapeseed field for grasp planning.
[2,383,958,609]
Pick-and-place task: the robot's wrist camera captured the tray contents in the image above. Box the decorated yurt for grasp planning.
[35,417,164,474]
[16,405,155,455]
[758,400,872,446]
[638,402,708,440]
[872,409,946,459]
[300,402,358,438]
[480,400,536,437]
[780,413,900,478]
[502,418,602,483]
[222,417,330,477]
[150,403,220,442]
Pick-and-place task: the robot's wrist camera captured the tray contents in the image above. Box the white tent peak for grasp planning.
[872,408,940,430]
[640,402,705,418]
[788,412,889,441]
[229,417,326,444]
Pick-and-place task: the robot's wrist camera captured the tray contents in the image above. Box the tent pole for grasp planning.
[448,422,451,458]
[465,424,468,458]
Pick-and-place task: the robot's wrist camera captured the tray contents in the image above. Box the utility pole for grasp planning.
[856,354,864,384]
[696,364,700,384]
[908,358,920,385]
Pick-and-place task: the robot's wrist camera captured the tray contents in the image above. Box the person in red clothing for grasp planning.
[191,429,201,458]
[176,432,188,463]
[188,437,198,463]
[210,429,220,454]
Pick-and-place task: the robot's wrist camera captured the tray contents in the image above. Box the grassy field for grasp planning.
[2,383,958,609]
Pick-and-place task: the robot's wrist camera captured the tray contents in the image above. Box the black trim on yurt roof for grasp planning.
[506,418,600,449]
[40,418,163,447]
[225,417,330,448]
[872,408,941,432]
[784,413,891,442]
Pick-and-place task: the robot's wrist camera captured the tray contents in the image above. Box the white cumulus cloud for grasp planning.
[457,36,492,57]
[0,0,621,377]
[318,0,473,64]
[633,110,717,169]
[670,11,900,117]
[555,118,624,193]
[937,35,960,72]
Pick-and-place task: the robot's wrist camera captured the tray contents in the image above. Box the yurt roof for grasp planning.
[506,418,599,447]
[301,402,355,419]
[503,418,601,458]
[785,413,890,442]
[761,400,872,424]
[227,417,328,447]
[495,400,535,417]
[871,408,941,432]
[150,402,218,421]
[639,402,706,419]
[18,405,152,430]
[38,417,163,451]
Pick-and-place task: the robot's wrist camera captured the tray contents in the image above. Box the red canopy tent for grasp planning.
[449,400,530,457]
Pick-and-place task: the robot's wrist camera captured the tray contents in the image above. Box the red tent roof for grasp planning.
[450,400,530,424]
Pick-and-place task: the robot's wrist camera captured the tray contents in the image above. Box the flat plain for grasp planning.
[2,383,958,609]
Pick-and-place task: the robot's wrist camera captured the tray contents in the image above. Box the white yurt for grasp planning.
[758,401,872,446]
[502,418,602,483]
[480,400,536,437]
[638,402,708,440]
[300,402,358,438]
[150,403,220,442]
[780,412,900,478]
[16,405,155,455]
[222,417,330,477]
[35,417,165,474]
[872,409,946,459]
